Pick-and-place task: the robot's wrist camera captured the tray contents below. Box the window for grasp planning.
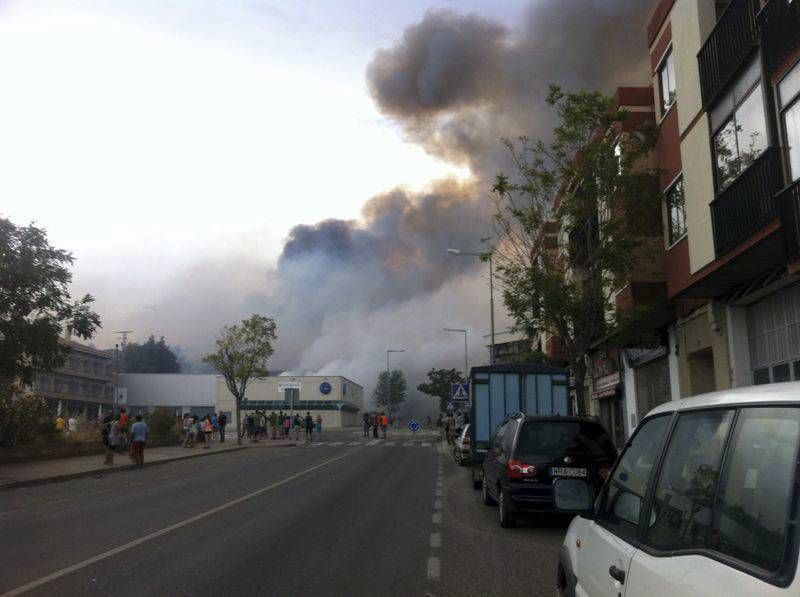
[779,60,800,181]
[658,48,676,114]
[666,176,686,244]
[517,421,615,461]
[646,410,733,551]
[753,368,771,385]
[712,407,800,573]
[599,415,671,544]
[713,85,769,191]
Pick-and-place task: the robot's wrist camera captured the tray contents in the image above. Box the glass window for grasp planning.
[501,422,516,453]
[712,407,800,572]
[713,85,769,192]
[753,368,770,385]
[785,101,800,182]
[646,410,734,551]
[599,415,671,544]
[658,48,676,114]
[794,360,800,380]
[773,363,791,383]
[666,177,686,244]
[517,421,616,461]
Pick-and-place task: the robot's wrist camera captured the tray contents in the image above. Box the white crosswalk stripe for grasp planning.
[347,441,361,446]
[328,441,345,446]
[367,440,379,445]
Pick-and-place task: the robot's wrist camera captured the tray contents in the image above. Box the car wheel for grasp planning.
[498,487,516,528]
[472,469,481,490]
[556,563,575,597]
[482,477,496,506]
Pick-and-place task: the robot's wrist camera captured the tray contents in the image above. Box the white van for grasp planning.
[557,383,800,596]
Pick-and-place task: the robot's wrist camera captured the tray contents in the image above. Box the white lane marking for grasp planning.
[433,499,442,510]
[313,442,329,446]
[421,442,431,447]
[432,512,442,524]
[0,451,353,597]
[328,442,345,446]
[366,440,379,445]
[430,532,441,548]
[347,441,361,446]
[435,489,442,497]
[427,557,440,580]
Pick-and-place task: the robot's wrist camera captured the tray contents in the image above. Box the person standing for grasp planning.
[211,412,219,441]
[182,414,192,447]
[203,416,213,447]
[104,416,119,466]
[129,414,148,467]
[316,414,322,437]
[380,412,388,439]
[282,413,290,439]
[362,413,370,438]
[304,412,314,443]
[189,416,199,448]
[372,413,379,439]
[218,412,227,443]
[269,411,277,440]
[117,408,129,452]
[55,414,66,433]
[67,415,78,435]
[293,414,302,441]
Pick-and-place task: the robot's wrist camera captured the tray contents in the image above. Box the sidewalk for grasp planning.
[0,438,296,491]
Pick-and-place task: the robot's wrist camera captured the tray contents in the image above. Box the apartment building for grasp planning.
[646,0,800,411]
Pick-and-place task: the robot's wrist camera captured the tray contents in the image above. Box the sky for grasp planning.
[0,0,651,415]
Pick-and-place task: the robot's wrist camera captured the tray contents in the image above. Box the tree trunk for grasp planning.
[235,396,242,446]
[572,360,588,415]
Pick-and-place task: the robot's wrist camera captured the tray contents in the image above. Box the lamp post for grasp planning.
[386,349,405,416]
[443,328,468,381]
[447,248,495,365]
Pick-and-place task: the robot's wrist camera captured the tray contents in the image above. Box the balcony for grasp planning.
[758,0,800,75]
[698,0,760,107]
[780,179,800,260]
[711,146,784,257]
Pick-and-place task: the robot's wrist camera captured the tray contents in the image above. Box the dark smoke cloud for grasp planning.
[367,1,652,177]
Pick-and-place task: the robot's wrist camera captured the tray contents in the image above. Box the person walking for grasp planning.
[117,408,130,452]
[362,413,370,438]
[316,414,322,437]
[304,412,314,443]
[380,412,388,439]
[55,414,66,433]
[103,415,119,466]
[203,416,213,447]
[129,414,148,467]
[282,413,291,439]
[372,413,379,439]
[218,412,227,443]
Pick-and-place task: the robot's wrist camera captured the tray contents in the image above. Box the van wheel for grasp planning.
[498,488,516,528]
[482,478,496,506]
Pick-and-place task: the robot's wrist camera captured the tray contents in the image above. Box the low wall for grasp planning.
[0,435,180,465]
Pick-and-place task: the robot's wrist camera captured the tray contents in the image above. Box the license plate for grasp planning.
[550,467,587,477]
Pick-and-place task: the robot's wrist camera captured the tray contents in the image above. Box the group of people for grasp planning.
[54,413,79,434]
[362,412,390,439]
[101,408,148,467]
[182,412,227,448]
[436,409,469,445]
[242,411,323,442]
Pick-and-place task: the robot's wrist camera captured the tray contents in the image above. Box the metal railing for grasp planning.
[698,0,760,107]
[780,178,800,260]
[758,0,800,75]
[710,146,784,257]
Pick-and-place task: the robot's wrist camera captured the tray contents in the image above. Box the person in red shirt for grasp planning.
[117,408,129,454]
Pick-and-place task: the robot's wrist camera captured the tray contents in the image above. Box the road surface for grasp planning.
[0,429,567,596]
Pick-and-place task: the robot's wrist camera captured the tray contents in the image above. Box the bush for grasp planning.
[0,393,55,447]
[148,408,178,438]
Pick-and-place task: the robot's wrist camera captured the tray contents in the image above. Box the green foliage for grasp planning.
[0,218,102,385]
[147,407,178,437]
[417,368,463,412]
[372,369,407,411]
[0,393,54,447]
[122,336,181,373]
[491,86,661,413]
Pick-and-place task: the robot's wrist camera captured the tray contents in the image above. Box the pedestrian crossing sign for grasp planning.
[451,383,470,402]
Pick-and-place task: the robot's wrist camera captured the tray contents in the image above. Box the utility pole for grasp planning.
[443,328,469,381]
[447,249,495,365]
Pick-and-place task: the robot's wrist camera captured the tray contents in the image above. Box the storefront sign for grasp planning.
[277,381,301,392]
[591,349,620,400]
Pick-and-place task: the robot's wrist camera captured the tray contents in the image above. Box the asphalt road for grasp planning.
[0,429,568,596]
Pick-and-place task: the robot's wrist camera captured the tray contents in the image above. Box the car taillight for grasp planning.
[598,467,610,480]
[507,459,537,479]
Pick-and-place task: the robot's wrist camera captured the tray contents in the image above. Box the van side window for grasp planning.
[599,415,671,544]
[492,422,507,450]
[646,410,733,551]
[711,407,800,573]
[501,422,516,453]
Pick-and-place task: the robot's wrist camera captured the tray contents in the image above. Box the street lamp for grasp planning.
[386,349,405,416]
[443,328,468,381]
[447,248,495,365]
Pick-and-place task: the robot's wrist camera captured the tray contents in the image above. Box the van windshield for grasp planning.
[517,421,615,461]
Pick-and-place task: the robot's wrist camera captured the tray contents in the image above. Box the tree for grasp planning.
[417,368,463,412]
[122,336,181,373]
[491,86,660,414]
[372,369,407,412]
[203,314,277,445]
[0,218,101,386]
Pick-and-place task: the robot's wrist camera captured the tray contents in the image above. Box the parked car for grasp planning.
[481,413,616,527]
[557,383,800,597]
[453,424,470,465]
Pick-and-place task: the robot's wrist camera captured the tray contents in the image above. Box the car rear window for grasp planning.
[516,421,615,460]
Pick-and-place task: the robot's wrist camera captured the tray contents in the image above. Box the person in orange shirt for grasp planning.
[379,412,388,439]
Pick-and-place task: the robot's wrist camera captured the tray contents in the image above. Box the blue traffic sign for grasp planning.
[451,383,470,402]
[319,381,332,395]
[408,420,421,432]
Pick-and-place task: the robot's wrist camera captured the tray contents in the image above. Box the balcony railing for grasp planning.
[780,178,800,260]
[758,0,800,75]
[710,146,784,257]
[698,0,760,107]
[567,216,598,267]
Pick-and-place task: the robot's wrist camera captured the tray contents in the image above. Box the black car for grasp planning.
[481,413,616,527]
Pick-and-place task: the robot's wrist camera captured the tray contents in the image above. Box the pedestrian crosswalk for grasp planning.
[306,440,437,449]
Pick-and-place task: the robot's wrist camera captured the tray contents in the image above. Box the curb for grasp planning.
[0,446,249,492]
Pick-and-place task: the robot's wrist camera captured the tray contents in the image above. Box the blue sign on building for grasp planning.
[319,381,332,395]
